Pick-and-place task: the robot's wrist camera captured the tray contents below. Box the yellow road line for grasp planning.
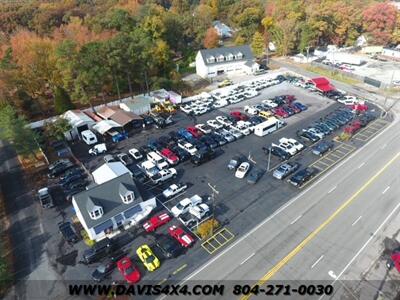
[330,153,342,159]
[172,264,187,275]
[242,151,400,300]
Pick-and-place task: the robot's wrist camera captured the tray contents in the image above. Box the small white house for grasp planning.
[195,45,259,79]
[72,173,156,241]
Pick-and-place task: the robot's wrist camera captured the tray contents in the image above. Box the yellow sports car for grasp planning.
[136,244,160,272]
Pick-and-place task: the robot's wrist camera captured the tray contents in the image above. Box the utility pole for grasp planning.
[207,183,219,236]
[266,147,272,172]
[248,151,256,165]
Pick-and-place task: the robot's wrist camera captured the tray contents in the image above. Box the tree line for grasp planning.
[0,0,398,120]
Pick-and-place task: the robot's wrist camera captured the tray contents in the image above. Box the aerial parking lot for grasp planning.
[40,73,390,288]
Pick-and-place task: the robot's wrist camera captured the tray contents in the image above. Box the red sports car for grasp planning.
[168,225,195,247]
[160,148,179,165]
[273,107,289,118]
[117,257,141,283]
[230,111,249,121]
[143,213,171,232]
[186,126,202,138]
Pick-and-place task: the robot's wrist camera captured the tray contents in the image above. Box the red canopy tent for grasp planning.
[391,252,400,273]
[309,77,335,92]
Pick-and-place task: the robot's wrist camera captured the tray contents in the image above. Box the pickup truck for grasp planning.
[179,203,210,227]
[58,221,79,244]
[150,168,177,185]
[162,183,187,199]
[37,188,54,209]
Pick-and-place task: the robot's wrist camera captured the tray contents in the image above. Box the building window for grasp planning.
[90,208,103,220]
[124,193,133,203]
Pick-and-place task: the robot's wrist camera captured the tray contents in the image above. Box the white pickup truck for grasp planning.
[162,183,187,199]
[179,203,210,227]
[171,194,202,217]
[150,168,177,185]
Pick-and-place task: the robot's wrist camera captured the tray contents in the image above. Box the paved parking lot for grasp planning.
[42,79,391,288]
[353,118,390,142]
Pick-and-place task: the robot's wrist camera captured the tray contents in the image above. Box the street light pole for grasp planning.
[328,271,358,300]
[267,147,272,172]
[207,183,219,236]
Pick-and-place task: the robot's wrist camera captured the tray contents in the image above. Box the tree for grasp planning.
[234,34,246,46]
[203,27,219,49]
[0,105,40,158]
[251,31,265,57]
[44,117,72,141]
[363,2,397,45]
[54,86,74,114]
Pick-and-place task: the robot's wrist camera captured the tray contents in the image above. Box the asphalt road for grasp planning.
[176,106,400,299]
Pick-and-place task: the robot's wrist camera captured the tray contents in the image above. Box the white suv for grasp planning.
[244,105,259,115]
[279,138,304,152]
[178,141,198,155]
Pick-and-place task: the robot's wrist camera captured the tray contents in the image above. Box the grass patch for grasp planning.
[305,65,360,85]
[81,230,96,247]
[196,218,220,240]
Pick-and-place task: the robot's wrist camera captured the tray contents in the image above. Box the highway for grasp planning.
[176,107,400,299]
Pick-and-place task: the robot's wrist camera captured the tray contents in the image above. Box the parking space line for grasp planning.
[312,165,325,171]
[311,255,324,269]
[201,227,235,255]
[315,160,331,167]
[322,157,336,163]
[335,150,347,155]
[163,191,187,205]
[329,153,342,159]
[172,264,187,275]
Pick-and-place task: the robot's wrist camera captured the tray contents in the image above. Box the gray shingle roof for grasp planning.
[198,45,254,66]
[73,173,142,229]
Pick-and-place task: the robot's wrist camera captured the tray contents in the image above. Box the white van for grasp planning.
[140,160,159,177]
[81,130,98,145]
[146,152,169,170]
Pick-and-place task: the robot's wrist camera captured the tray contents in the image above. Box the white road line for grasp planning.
[382,186,390,194]
[311,255,324,269]
[320,201,400,300]
[381,144,387,149]
[327,186,337,194]
[290,215,302,225]
[179,119,396,286]
[240,253,255,265]
[351,216,362,226]
[357,162,365,169]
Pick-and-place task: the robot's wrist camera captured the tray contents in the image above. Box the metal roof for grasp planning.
[92,162,132,185]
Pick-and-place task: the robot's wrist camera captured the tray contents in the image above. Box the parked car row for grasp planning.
[180,75,284,116]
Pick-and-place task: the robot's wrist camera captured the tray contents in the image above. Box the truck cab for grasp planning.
[37,187,54,209]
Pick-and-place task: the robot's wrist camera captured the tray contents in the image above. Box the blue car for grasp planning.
[147,138,163,151]
[293,102,307,111]
[177,128,193,140]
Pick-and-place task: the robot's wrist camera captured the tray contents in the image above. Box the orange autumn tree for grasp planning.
[203,27,219,49]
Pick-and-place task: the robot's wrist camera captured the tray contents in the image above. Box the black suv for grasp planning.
[288,168,318,187]
[262,146,290,161]
[191,149,216,166]
[48,160,74,178]
[58,222,79,244]
[156,235,183,258]
[82,238,115,264]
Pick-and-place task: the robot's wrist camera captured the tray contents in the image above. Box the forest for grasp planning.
[0,0,398,119]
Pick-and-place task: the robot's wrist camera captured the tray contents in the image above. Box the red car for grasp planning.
[344,120,362,134]
[160,148,179,165]
[168,225,195,248]
[273,107,289,118]
[186,126,202,138]
[230,111,248,121]
[143,212,171,232]
[117,257,141,283]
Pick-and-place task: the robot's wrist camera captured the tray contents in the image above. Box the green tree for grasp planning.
[251,31,265,57]
[44,117,72,141]
[54,86,74,114]
[0,105,40,158]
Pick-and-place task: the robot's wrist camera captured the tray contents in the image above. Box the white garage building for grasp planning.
[195,45,259,79]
